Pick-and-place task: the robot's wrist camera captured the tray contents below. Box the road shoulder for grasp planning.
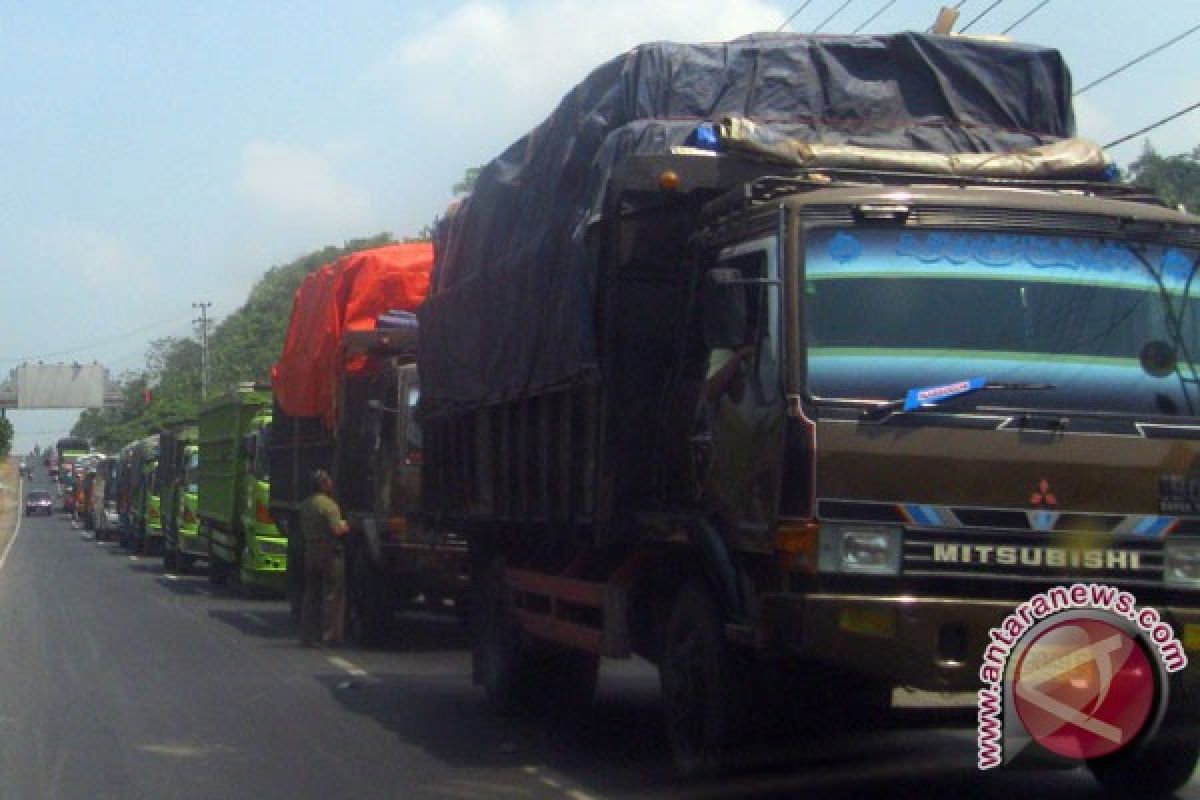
[0,458,19,567]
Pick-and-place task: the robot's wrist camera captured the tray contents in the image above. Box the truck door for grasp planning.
[694,234,787,552]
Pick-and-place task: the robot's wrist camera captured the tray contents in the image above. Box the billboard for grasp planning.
[0,363,123,409]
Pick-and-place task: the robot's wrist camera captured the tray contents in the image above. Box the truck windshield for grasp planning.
[805,227,1200,416]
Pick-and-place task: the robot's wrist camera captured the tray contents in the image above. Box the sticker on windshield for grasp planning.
[903,377,986,411]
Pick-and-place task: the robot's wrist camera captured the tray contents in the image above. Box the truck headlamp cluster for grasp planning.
[259,539,289,556]
[818,524,903,575]
[1164,540,1200,588]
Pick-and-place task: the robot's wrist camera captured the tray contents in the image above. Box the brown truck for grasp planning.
[418,32,1200,792]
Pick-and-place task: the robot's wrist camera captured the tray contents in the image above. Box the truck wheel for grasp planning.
[178,554,194,576]
[477,558,538,715]
[348,545,390,646]
[661,578,749,778]
[1088,694,1200,797]
[539,643,599,714]
[163,546,177,573]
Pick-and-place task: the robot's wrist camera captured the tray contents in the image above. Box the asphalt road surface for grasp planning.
[2,471,1200,799]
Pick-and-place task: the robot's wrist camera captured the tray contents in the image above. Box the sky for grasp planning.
[2,0,1198,453]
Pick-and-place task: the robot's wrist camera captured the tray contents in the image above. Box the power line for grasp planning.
[814,0,853,33]
[776,0,814,31]
[959,0,1003,33]
[0,315,182,364]
[1002,0,1050,34]
[1104,100,1200,150]
[851,0,897,33]
[1075,22,1200,96]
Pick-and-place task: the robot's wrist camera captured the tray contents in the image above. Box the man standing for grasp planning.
[299,469,349,647]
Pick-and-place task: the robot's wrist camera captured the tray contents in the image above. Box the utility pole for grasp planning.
[192,301,213,402]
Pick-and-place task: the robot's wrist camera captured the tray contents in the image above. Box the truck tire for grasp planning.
[207,532,229,586]
[477,558,539,715]
[1088,689,1200,798]
[163,545,177,573]
[661,578,751,778]
[178,554,195,576]
[348,544,392,646]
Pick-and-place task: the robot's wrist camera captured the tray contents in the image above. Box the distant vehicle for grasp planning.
[18,461,29,479]
[24,490,53,516]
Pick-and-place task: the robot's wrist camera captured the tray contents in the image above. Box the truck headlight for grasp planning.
[818,524,902,575]
[1165,540,1200,588]
[259,539,288,556]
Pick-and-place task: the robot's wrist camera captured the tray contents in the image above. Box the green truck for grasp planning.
[198,384,286,591]
[159,422,201,573]
[123,435,160,553]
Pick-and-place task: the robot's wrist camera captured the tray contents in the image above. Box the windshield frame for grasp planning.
[788,197,1200,421]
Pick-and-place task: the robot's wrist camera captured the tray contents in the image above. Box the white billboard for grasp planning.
[0,363,122,409]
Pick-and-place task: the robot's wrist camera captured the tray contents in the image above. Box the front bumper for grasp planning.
[760,591,1200,694]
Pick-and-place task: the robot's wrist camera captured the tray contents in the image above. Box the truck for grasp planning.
[56,436,90,485]
[198,385,286,591]
[158,422,201,574]
[269,244,467,642]
[90,456,121,541]
[124,435,160,553]
[418,33,1200,791]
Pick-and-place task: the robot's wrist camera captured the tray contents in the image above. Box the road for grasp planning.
[2,471,1200,799]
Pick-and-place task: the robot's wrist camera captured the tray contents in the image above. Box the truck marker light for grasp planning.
[657,170,680,192]
[775,521,818,572]
[1184,624,1200,653]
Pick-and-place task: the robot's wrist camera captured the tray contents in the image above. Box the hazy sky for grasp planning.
[3,0,1198,452]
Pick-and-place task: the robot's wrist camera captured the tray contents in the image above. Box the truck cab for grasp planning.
[640,161,1200,780]
[239,411,287,589]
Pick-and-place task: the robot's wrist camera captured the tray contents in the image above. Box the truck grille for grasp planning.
[904,529,1163,587]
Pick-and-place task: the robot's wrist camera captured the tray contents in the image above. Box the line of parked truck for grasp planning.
[32,29,1200,791]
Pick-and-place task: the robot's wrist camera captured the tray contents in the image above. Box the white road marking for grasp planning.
[327,655,369,677]
[0,474,24,575]
[163,573,180,581]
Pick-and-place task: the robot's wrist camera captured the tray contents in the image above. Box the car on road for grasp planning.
[24,490,53,516]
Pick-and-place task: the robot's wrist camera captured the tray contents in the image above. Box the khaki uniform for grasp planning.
[299,492,347,645]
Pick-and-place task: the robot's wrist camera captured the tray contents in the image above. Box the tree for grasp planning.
[0,415,11,457]
[207,232,395,393]
[1126,143,1200,213]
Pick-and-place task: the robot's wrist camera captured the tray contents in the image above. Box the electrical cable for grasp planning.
[851,0,897,33]
[959,0,1003,33]
[0,315,184,364]
[1075,22,1200,96]
[776,0,815,31]
[1002,0,1049,34]
[1104,100,1200,149]
[814,0,853,33]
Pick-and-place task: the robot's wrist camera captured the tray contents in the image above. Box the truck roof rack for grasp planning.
[738,169,1165,206]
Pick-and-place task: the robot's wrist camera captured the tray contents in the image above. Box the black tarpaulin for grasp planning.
[419,32,1077,410]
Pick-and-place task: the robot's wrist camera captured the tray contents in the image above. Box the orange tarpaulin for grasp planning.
[272,243,432,424]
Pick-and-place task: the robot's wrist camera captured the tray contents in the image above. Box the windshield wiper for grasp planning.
[862,378,1055,421]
